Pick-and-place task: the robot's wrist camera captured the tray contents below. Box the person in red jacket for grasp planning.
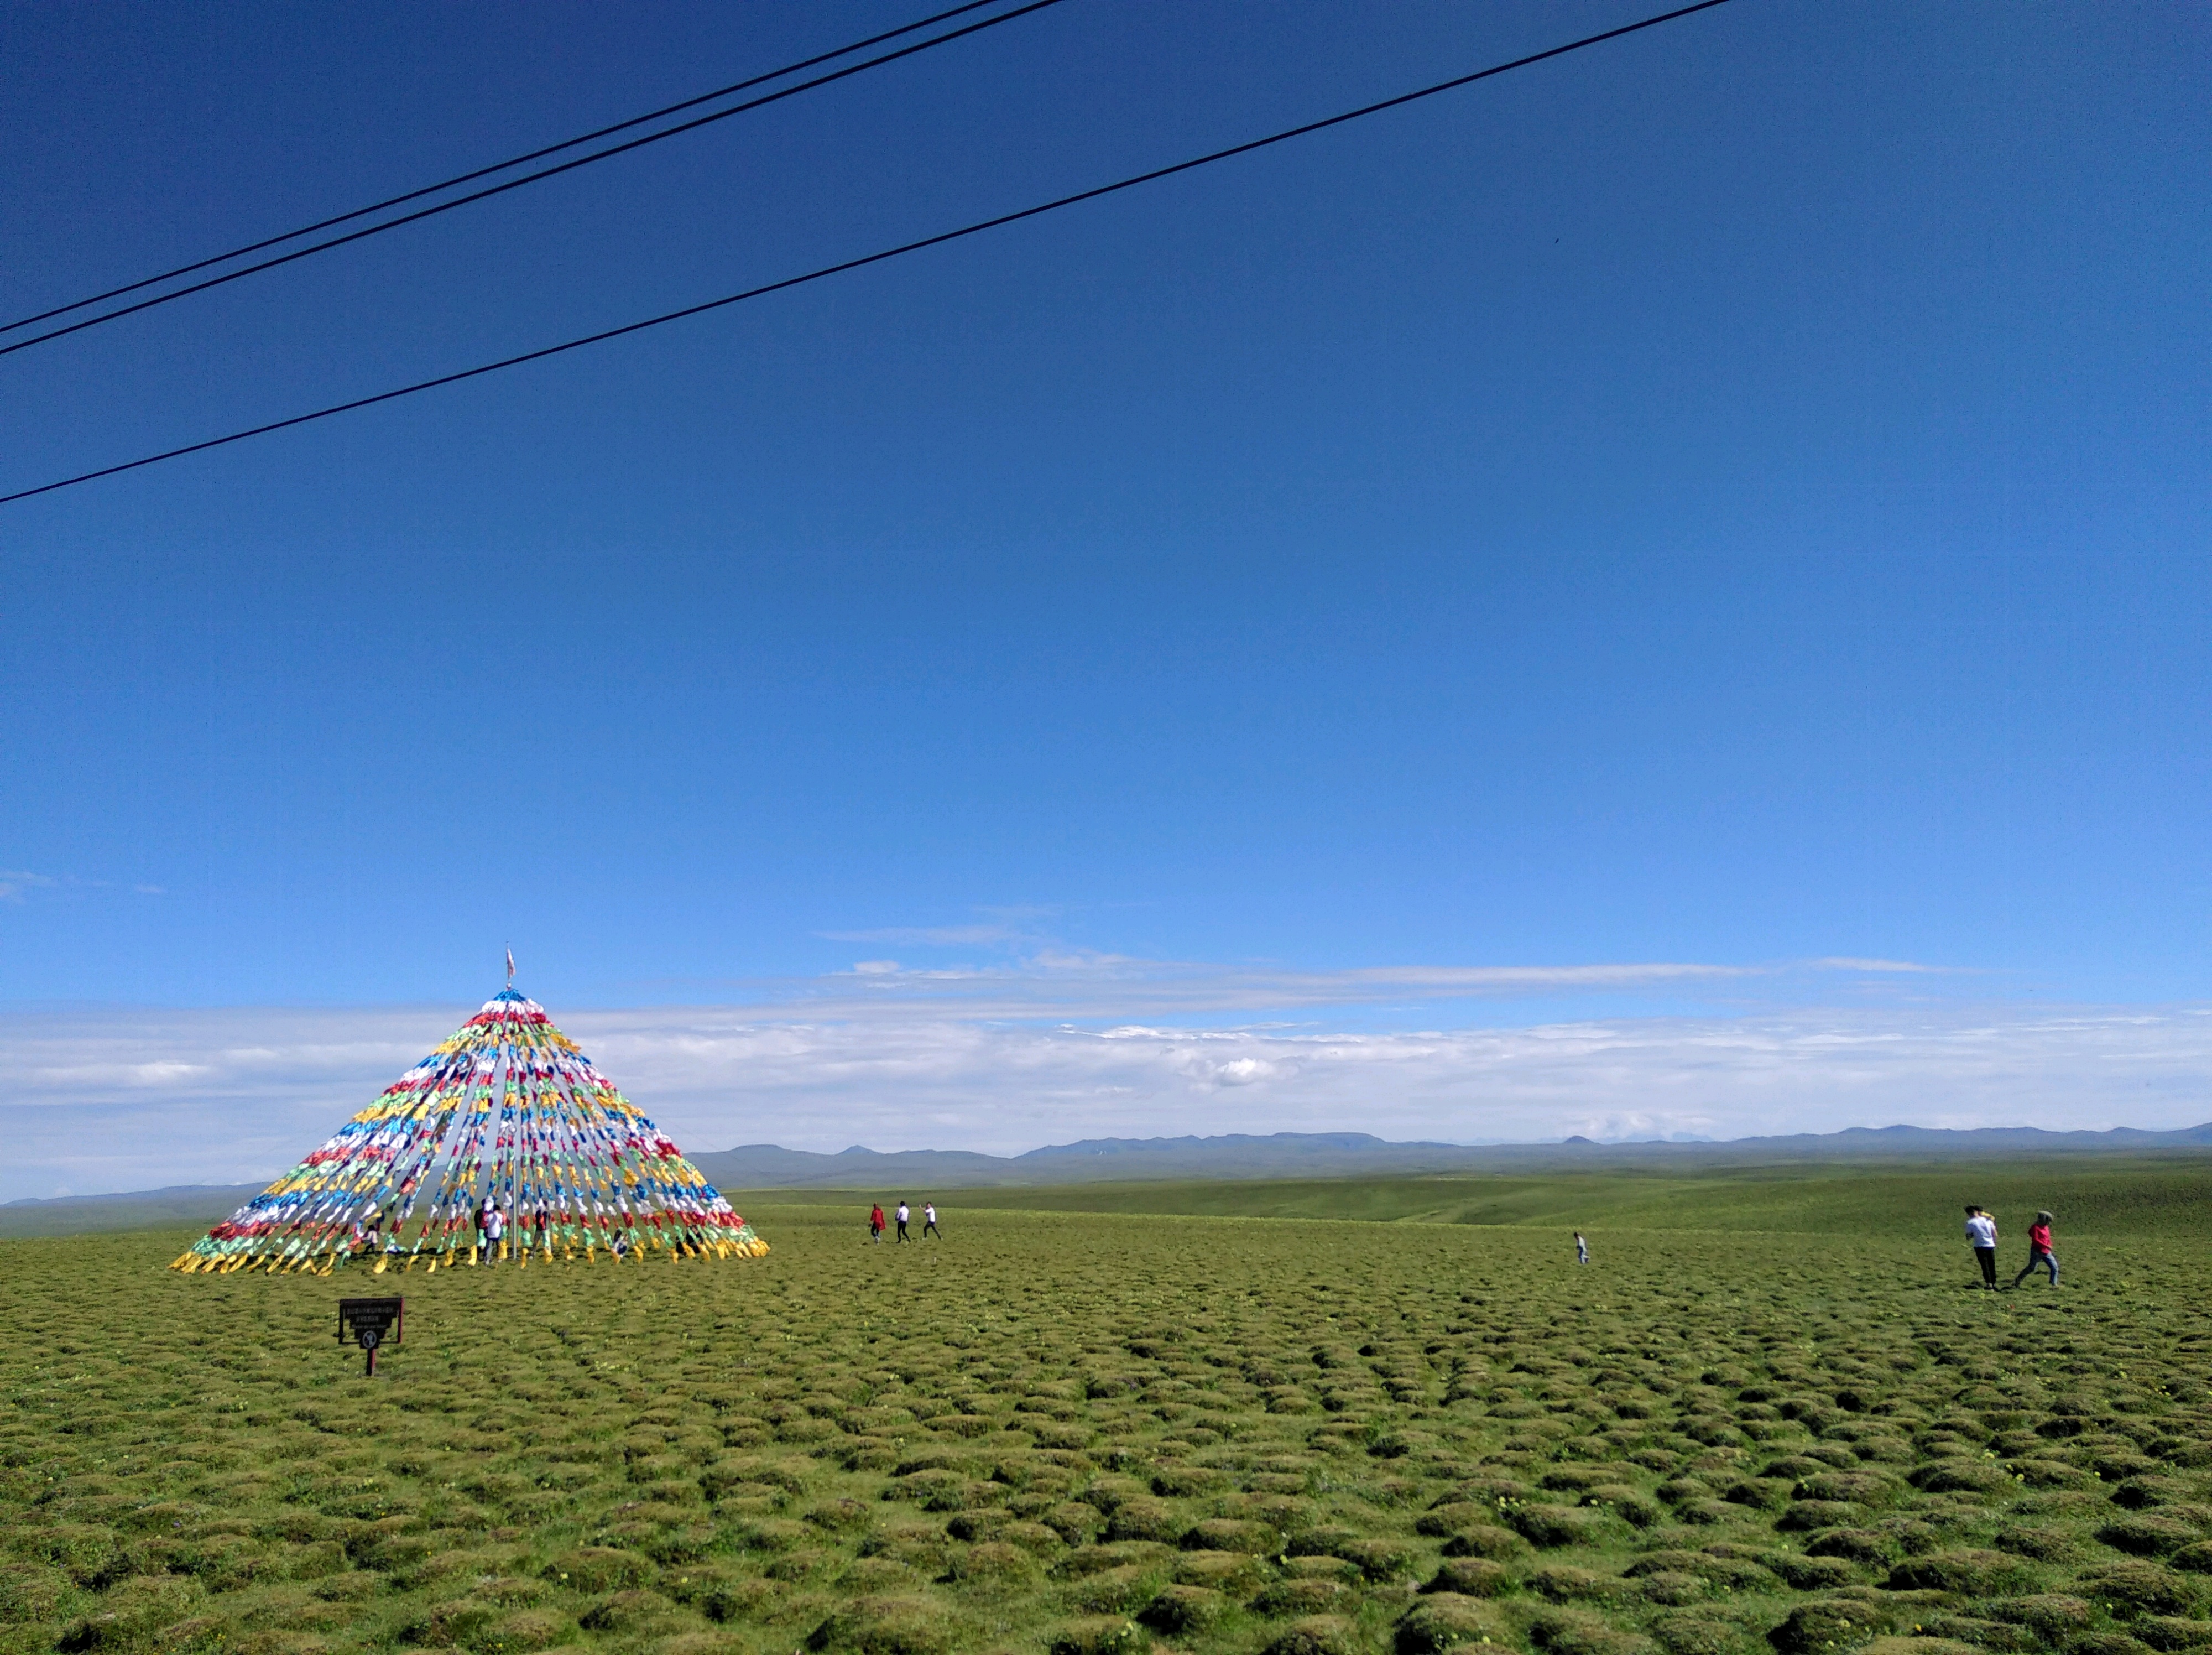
[869,1203,885,1244]
[2012,1210,2058,1288]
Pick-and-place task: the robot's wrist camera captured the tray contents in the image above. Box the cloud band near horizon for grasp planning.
[1,991,2206,1203]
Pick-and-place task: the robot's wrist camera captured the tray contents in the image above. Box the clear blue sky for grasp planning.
[1,0,2205,1026]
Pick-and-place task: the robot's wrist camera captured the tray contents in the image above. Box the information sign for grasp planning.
[337,1297,403,1376]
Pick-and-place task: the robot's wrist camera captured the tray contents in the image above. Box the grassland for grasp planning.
[6,1165,2212,1655]
[853,1158,2212,1236]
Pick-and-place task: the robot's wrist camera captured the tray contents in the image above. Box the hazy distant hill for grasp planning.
[7,1123,2210,1237]
[688,1122,2212,1191]
[0,1183,265,1238]
[686,1132,1489,1190]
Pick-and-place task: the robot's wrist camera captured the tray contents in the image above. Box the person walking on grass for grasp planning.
[869,1203,885,1244]
[483,1200,504,1264]
[1574,1231,1589,1265]
[1965,1204,1999,1289]
[895,1200,911,1242]
[922,1201,941,1240]
[2013,1210,2059,1288]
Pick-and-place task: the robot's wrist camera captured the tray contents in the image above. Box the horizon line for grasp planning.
[14,1116,2212,1210]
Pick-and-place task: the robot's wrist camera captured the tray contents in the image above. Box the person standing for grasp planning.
[483,1200,505,1264]
[2013,1210,2059,1288]
[869,1203,885,1244]
[922,1201,941,1240]
[1965,1205,1999,1289]
[895,1200,911,1243]
[1574,1231,1589,1265]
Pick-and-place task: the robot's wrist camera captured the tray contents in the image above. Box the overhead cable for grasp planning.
[0,0,1734,508]
[0,0,1068,356]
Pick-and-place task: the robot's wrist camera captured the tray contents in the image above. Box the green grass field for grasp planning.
[6,1164,2211,1655]
[870,1158,2212,1236]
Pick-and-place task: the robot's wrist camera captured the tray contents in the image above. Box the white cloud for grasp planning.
[0,870,57,903]
[0,990,2206,1202]
[1186,1054,1288,1086]
[774,956,1765,1017]
[1808,957,1955,974]
[818,908,1068,947]
[822,924,1032,946]
[0,870,168,903]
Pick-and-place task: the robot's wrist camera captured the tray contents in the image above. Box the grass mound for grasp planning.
[8,1180,2212,1655]
[1396,1592,1512,1654]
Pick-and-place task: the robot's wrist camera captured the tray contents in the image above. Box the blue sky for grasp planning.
[1,1,2206,1192]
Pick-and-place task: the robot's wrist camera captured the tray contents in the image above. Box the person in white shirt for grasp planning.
[895,1201,911,1243]
[922,1201,941,1239]
[1964,1205,1999,1289]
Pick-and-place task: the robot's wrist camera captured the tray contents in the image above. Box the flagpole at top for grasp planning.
[505,945,515,987]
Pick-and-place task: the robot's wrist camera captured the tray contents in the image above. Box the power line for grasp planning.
[0,0,1734,509]
[0,0,1065,356]
[0,0,1029,338]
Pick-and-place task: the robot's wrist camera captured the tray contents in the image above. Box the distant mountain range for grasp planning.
[8,1121,2210,1237]
[687,1123,2212,1191]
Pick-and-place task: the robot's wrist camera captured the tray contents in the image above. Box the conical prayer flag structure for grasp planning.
[172,987,766,1275]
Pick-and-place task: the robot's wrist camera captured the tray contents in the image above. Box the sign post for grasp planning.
[337,1297,403,1377]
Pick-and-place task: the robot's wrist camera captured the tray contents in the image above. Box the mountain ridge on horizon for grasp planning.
[8,1120,2212,1236]
[684,1120,2212,1189]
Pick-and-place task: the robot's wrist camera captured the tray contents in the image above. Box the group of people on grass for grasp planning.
[1965,1204,2059,1289]
[868,1199,941,1243]
[1563,1210,2060,1291]
[353,1198,653,1264]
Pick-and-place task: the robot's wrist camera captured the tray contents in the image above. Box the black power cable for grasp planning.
[0,0,1734,509]
[0,0,1066,355]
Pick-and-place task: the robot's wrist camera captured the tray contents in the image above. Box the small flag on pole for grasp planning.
[505,946,515,985]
